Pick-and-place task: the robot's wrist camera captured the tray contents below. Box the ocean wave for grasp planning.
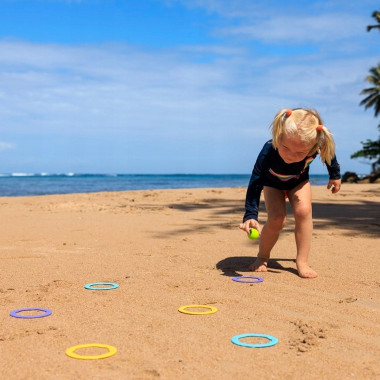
[0,173,226,178]
[0,173,117,178]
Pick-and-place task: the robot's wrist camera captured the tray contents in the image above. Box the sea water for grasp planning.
[0,173,330,197]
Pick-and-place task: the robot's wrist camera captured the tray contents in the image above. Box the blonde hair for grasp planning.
[271,108,336,165]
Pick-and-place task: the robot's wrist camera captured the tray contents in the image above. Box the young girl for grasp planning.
[239,108,341,278]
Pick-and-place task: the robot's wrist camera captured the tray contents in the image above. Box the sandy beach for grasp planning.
[0,183,379,379]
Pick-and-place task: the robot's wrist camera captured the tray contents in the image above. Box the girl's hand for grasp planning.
[327,179,341,194]
[239,219,261,236]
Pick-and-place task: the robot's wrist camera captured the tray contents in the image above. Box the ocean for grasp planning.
[0,173,330,197]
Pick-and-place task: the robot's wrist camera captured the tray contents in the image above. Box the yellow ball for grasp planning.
[248,228,259,240]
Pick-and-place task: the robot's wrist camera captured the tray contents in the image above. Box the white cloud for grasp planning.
[0,27,377,173]
[170,0,379,49]
[0,142,14,151]
[166,0,267,17]
[170,0,380,18]
[220,13,367,43]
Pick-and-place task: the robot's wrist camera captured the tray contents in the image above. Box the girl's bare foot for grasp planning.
[296,261,317,278]
[249,256,268,272]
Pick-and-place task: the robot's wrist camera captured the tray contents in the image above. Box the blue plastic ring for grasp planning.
[231,333,278,348]
[84,282,119,290]
[10,308,52,319]
[232,276,263,283]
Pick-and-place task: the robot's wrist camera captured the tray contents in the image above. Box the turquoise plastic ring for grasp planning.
[231,333,278,348]
[84,282,119,290]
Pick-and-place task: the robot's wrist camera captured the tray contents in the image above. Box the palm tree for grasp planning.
[351,11,380,175]
[367,11,380,32]
[360,65,380,117]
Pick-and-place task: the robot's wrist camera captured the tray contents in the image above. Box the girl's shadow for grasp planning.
[216,256,298,276]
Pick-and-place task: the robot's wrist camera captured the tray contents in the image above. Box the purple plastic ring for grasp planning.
[10,308,52,319]
[232,276,263,283]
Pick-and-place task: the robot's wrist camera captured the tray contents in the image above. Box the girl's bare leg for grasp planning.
[288,181,317,278]
[250,186,286,272]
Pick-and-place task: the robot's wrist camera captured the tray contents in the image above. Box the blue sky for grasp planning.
[0,0,379,174]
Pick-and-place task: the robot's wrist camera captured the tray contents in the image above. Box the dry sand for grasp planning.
[0,184,379,379]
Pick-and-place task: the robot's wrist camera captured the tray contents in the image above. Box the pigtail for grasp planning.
[271,109,292,149]
[317,125,335,165]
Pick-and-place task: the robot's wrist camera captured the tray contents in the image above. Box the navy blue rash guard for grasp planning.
[243,140,341,222]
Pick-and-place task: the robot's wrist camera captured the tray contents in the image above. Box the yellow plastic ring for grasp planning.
[65,343,117,360]
[178,304,218,315]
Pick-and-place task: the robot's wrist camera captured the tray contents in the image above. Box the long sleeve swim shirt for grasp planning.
[243,140,341,222]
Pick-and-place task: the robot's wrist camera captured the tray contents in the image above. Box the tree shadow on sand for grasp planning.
[215,256,298,277]
[162,191,380,237]
[156,187,380,277]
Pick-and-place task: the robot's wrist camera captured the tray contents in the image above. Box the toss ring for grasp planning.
[178,304,218,315]
[232,276,263,283]
[84,282,119,290]
[65,343,117,360]
[231,333,278,348]
[10,308,52,319]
